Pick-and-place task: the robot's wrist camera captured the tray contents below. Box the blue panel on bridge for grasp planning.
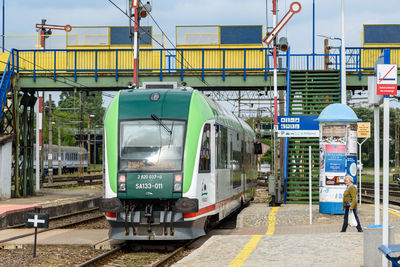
[220,26,262,45]
[110,26,152,45]
[364,25,400,44]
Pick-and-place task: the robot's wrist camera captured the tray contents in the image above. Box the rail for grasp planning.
[6,47,400,82]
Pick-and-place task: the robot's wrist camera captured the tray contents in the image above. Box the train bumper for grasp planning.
[99,197,123,213]
[108,213,206,240]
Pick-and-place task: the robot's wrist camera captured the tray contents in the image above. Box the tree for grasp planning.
[42,90,105,147]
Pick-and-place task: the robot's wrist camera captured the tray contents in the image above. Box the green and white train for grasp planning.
[100,85,259,240]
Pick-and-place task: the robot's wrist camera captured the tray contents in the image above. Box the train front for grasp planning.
[100,88,202,240]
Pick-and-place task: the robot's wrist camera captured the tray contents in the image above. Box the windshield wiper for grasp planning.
[151,114,172,135]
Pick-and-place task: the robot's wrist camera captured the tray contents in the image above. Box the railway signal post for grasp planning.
[130,1,152,89]
[263,1,301,205]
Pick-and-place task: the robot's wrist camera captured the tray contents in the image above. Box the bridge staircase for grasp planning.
[0,54,13,121]
[0,52,37,197]
[286,71,341,203]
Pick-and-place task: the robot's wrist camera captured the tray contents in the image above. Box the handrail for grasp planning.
[7,47,400,82]
[0,51,14,118]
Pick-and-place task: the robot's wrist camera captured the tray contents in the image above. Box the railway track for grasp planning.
[42,174,102,188]
[361,181,400,206]
[76,203,241,266]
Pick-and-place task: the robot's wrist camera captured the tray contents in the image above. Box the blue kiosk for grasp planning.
[315,104,361,214]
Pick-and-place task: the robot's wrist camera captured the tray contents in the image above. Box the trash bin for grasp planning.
[364,225,395,267]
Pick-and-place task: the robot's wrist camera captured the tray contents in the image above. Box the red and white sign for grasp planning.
[377,64,398,95]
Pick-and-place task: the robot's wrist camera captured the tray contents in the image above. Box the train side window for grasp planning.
[199,123,211,172]
[216,125,228,169]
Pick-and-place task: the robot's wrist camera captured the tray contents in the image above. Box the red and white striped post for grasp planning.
[132,0,140,88]
[35,91,43,190]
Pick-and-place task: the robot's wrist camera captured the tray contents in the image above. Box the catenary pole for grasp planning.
[58,118,61,176]
[35,92,40,191]
[48,94,53,185]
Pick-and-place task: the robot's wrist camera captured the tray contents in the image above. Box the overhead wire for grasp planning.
[106,0,210,87]
[139,0,211,86]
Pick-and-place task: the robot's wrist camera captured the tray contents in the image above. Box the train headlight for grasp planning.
[173,173,182,193]
[118,173,127,192]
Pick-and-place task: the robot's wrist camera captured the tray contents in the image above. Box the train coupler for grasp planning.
[124,205,129,235]
[145,204,153,233]
[131,204,136,236]
[170,211,175,236]
[163,207,168,235]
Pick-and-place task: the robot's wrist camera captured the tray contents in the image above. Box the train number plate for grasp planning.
[135,183,163,190]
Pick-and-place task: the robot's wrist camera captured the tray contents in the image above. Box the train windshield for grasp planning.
[119,120,186,171]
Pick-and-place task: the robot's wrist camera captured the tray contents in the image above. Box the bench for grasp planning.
[379,245,400,267]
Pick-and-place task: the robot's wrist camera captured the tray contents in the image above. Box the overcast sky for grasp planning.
[4,0,400,53]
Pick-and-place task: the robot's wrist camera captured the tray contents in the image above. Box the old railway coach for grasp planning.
[100,86,258,240]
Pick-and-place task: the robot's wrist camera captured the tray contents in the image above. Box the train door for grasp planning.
[197,122,216,211]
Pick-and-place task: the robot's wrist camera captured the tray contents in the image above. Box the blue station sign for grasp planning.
[277,116,319,137]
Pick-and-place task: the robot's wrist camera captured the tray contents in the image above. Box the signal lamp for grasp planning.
[139,1,152,19]
[140,10,147,18]
[118,173,127,192]
[278,37,288,52]
[173,173,183,193]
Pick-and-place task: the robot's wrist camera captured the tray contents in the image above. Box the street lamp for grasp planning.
[341,0,346,104]
[317,34,346,77]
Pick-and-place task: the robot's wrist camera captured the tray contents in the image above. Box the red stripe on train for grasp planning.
[184,204,216,218]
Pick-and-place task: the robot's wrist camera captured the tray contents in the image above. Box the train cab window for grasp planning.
[199,123,211,172]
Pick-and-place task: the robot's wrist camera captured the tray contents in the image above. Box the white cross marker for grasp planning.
[28,215,45,227]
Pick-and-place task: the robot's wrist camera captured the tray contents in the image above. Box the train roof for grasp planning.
[112,88,255,138]
[34,144,88,153]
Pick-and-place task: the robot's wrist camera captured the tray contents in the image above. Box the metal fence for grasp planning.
[9,47,400,81]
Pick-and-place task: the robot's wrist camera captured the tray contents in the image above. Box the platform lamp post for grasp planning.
[317,35,342,71]
[341,0,346,104]
[2,0,4,52]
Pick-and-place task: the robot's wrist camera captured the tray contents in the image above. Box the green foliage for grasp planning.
[246,116,274,165]
[42,91,105,147]
[352,106,400,168]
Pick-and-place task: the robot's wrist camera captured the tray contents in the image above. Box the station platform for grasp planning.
[0,187,102,228]
[174,203,400,267]
[0,229,110,249]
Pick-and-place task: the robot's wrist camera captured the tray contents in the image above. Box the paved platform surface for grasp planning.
[0,229,109,248]
[0,188,101,208]
[174,203,400,267]
[0,187,102,228]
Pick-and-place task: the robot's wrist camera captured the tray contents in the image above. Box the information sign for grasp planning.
[377,64,398,95]
[357,122,371,138]
[277,116,319,137]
